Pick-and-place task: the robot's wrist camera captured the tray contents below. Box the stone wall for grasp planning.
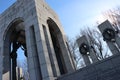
[58,54,120,80]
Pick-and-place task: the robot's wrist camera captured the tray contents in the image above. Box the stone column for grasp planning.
[25,26,42,80]
[0,46,3,80]
[82,54,91,66]
[33,24,55,80]
[77,36,91,66]
[57,33,75,73]
[66,41,76,70]
[115,35,120,48]
[89,48,99,63]
[107,42,120,54]
[98,20,120,55]
[43,25,60,77]
[2,40,11,80]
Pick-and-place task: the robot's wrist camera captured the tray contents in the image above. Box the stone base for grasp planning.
[58,54,120,80]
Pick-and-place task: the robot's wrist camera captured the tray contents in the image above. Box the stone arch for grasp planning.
[2,17,26,80]
[3,17,24,41]
[47,18,67,74]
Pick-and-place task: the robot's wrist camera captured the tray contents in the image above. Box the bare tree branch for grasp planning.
[79,27,109,60]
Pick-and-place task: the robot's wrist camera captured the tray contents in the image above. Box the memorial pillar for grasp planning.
[77,36,91,66]
[98,20,120,55]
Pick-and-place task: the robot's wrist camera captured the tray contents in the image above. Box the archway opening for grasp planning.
[47,18,67,75]
[3,18,28,80]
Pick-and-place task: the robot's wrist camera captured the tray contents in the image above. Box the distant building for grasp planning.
[16,67,23,80]
[2,72,9,80]
[2,67,23,80]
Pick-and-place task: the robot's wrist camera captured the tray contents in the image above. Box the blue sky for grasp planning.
[1,0,120,38]
[45,0,120,38]
[0,0,120,62]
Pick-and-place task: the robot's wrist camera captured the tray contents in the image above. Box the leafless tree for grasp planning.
[103,7,120,31]
[66,26,111,68]
[66,36,85,69]
[79,27,110,60]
